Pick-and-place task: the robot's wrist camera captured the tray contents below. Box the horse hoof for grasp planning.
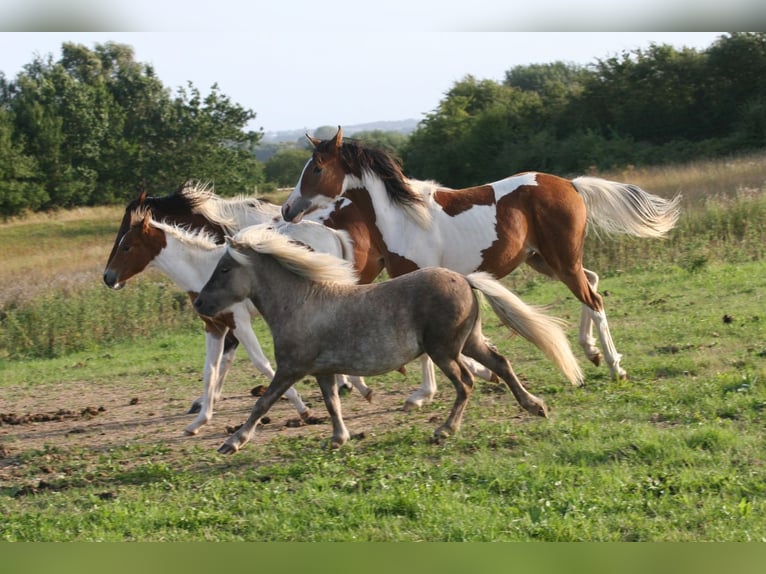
[431,427,451,443]
[403,400,421,412]
[364,389,374,403]
[588,353,602,367]
[217,442,238,455]
[183,427,199,436]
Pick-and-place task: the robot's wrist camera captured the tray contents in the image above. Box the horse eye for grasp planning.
[313,166,323,174]
[221,266,230,274]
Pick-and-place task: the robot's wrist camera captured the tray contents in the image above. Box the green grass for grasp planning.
[1,261,764,541]
[1,153,765,541]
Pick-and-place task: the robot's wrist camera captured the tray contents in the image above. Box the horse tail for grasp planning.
[572,176,681,238]
[466,272,584,387]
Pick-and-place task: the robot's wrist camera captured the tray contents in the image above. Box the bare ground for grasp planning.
[0,369,520,486]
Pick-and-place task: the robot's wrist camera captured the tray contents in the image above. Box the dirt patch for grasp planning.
[0,373,511,465]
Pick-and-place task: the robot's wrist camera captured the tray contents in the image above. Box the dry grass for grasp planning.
[0,206,124,306]
[601,150,766,206]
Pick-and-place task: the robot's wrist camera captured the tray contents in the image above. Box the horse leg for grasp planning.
[461,354,498,382]
[189,331,237,414]
[218,370,302,455]
[185,329,227,435]
[317,374,351,448]
[558,267,625,379]
[229,313,316,420]
[343,375,373,402]
[579,268,602,366]
[404,355,438,411]
[462,332,548,417]
[429,355,475,440]
[529,248,626,379]
[526,253,601,366]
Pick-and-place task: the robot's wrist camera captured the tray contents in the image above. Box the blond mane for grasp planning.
[130,207,222,251]
[228,225,358,285]
[178,181,280,233]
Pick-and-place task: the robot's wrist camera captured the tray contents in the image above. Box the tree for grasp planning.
[0,107,47,216]
[351,129,409,157]
[264,147,311,187]
[2,41,266,210]
[403,75,542,185]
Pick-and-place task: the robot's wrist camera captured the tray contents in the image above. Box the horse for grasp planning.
[104,181,496,415]
[281,126,682,403]
[103,208,378,435]
[192,224,583,454]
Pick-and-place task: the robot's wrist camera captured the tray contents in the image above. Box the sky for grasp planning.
[0,3,755,134]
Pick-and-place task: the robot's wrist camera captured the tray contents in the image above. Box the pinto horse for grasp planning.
[103,208,377,435]
[193,224,583,454]
[281,127,682,401]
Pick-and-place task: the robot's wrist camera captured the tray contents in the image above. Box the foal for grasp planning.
[193,225,582,454]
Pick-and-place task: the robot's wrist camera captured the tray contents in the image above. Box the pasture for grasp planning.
[1,154,766,541]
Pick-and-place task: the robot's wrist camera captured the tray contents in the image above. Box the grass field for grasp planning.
[1,154,765,541]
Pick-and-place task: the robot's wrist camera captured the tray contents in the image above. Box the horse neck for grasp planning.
[247,252,316,328]
[152,233,226,293]
[343,174,429,255]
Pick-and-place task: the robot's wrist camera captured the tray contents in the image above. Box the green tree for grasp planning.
[0,107,47,217]
[403,75,542,185]
[576,43,709,143]
[2,41,266,210]
[264,147,311,187]
[352,129,409,157]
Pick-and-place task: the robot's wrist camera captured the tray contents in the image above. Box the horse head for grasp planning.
[282,126,347,222]
[103,209,167,289]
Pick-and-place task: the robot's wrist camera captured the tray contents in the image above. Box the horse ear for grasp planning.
[137,189,147,204]
[333,125,343,148]
[306,133,321,148]
[142,209,152,232]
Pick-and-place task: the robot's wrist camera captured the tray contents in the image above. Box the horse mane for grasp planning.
[130,207,222,251]
[176,181,280,233]
[128,181,279,235]
[229,225,358,285]
[338,140,431,229]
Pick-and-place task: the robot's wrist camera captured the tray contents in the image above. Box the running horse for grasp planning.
[281,127,681,401]
[193,225,583,454]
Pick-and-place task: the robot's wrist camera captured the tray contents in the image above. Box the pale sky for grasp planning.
[0,3,745,134]
[0,31,728,134]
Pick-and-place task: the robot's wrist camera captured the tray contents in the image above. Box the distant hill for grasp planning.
[260,118,420,144]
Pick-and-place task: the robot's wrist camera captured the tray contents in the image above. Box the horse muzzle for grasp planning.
[193,294,218,318]
[103,270,125,290]
[281,197,312,223]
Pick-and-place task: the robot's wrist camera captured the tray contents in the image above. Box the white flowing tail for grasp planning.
[572,176,681,238]
[466,272,584,387]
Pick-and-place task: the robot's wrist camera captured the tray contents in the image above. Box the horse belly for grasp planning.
[312,334,422,376]
[311,309,423,376]
[434,205,499,273]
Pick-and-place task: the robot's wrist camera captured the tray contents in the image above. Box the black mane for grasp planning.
[337,140,423,210]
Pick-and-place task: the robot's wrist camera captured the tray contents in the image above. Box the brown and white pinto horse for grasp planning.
[282,127,681,400]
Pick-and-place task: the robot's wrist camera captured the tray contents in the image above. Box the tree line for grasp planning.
[1,33,765,216]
